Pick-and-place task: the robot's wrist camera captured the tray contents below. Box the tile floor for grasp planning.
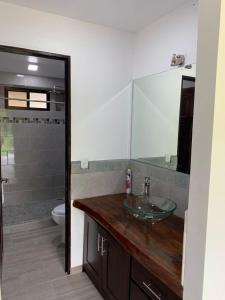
[2,219,103,300]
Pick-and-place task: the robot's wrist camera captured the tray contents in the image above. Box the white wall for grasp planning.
[0,1,134,269]
[0,1,134,162]
[133,0,199,79]
[183,0,225,299]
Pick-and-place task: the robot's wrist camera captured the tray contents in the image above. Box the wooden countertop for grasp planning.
[73,193,184,298]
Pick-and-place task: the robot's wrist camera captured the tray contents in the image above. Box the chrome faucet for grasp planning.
[144,176,151,198]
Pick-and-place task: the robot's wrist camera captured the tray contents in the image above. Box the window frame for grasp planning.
[5,87,50,111]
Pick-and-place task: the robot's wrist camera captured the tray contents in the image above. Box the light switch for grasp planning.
[81,159,89,169]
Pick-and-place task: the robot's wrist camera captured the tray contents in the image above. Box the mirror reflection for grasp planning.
[131,65,196,174]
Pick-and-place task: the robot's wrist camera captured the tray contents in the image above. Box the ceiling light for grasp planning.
[16,74,25,78]
[28,56,38,64]
[28,64,38,71]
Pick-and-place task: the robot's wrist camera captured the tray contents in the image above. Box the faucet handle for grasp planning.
[144,177,151,198]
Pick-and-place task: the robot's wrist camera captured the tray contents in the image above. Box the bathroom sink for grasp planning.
[123,195,177,222]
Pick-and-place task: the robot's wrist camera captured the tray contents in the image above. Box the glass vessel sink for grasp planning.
[124,195,177,222]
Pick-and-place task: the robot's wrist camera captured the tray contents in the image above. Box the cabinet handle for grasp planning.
[101,237,107,256]
[97,233,101,252]
[143,282,162,300]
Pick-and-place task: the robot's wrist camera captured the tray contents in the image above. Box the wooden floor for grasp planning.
[2,219,103,300]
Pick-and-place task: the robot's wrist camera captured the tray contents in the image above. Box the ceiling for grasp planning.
[2,0,190,32]
[0,52,65,78]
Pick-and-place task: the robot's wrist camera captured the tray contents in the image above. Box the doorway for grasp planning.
[0,46,71,298]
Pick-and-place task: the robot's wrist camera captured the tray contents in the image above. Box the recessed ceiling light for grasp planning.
[16,74,25,78]
[28,64,38,71]
[28,56,38,64]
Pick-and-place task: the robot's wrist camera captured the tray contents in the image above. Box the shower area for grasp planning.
[0,51,66,226]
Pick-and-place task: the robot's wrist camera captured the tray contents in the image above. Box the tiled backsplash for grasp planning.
[71,159,130,174]
[71,159,189,219]
[130,160,189,218]
[71,160,129,199]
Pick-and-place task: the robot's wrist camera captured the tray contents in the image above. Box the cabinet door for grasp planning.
[131,259,181,300]
[102,229,130,300]
[130,282,152,300]
[83,215,102,289]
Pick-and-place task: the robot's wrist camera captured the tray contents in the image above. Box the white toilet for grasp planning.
[52,204,65,243]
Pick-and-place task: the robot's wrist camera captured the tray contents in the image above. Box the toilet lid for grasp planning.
[53,204,65,216]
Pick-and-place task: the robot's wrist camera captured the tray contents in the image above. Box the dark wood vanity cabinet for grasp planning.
[101,227,130,300]
[131,259,181,300]
[83,214,182,300]
[83,215,102,288]
[130,282,150,300]
[83,214,130,300]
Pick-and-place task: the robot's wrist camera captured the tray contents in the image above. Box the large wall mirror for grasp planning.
[131,65,196,174]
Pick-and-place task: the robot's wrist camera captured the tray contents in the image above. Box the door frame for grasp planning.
[0,45,72,274]
[177,75,195,174]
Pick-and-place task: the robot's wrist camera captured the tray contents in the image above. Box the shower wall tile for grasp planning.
[4,177,34,193]
[4,176,49,192]
[2,164,32,179]
[1,152,7,165]
[7,151,15,165]
[30,161,63,177]
[53,175,65,188]
[55,187,65,199]
[29,135,65,150]
[31,188,57,202]
[4,186,63,205]
[0,75,65,225]
[4,175,64,194]
[4,190,33,206]
[1,121,65,221]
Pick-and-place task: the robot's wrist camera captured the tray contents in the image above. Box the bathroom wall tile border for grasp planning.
[0,116,65,125]
[71,159,130,174]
